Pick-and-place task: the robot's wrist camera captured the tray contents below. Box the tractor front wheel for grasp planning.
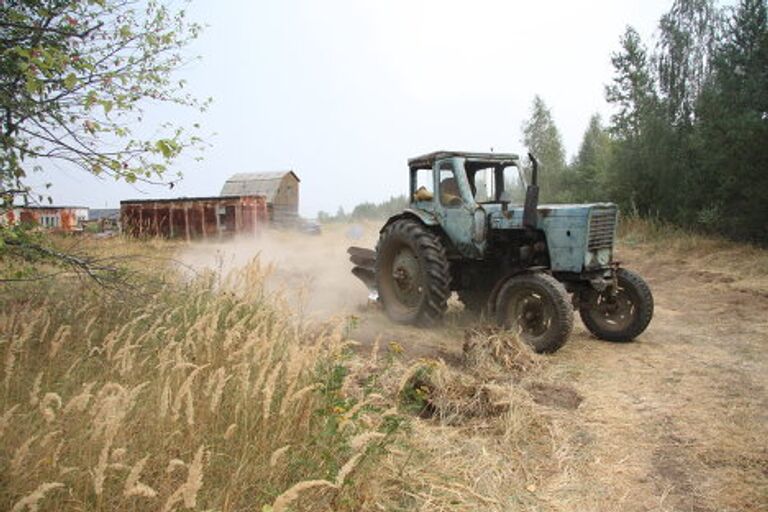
[375,219,451,326]
[579,268,653,342]
[495,272,574,353]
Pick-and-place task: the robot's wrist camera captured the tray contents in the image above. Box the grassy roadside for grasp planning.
[0,239,402,512]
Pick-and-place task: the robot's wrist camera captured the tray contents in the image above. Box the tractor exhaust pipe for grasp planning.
[523,152,540,229]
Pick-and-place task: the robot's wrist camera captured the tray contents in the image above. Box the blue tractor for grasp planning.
[349,151,653,353]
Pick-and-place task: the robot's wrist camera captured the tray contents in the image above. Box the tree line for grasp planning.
[318,195,409,223]
[528,0,767,244]
[332,0,766,244]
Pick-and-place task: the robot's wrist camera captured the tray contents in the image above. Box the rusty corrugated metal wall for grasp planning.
[120,196,268,239]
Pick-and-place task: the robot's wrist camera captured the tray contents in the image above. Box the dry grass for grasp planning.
[3,221,766,511]
[619,216,768,279]
[0,238,399,511]
[348,328,574,511]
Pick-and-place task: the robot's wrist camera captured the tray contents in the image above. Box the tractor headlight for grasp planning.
[473,208,486,242]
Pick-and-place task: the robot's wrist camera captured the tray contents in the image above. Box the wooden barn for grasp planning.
[120,195,267,240]
[220,171,300,224]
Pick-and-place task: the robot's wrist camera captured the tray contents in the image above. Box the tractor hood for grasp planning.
[484,202,615,228]
[483,202,618,273]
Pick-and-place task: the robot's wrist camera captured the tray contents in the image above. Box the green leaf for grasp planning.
[64,73,77,89]
[25,77,41,95]
[85,91,98,109]
[155,139,178,159]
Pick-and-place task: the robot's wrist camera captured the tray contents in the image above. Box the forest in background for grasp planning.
[324,0,767,245]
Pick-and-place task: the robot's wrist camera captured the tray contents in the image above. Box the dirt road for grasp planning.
[183,226,767,510]
[539,245,767,511]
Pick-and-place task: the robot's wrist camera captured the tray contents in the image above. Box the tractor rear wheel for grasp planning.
[375,219,451,326]
[495,272,574,353]
[579,268,653,342]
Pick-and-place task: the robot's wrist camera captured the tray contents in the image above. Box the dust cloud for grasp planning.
[177,223,380,319]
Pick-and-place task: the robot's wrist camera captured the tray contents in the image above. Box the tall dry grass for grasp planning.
[0,241,398,511]
[619,216,768,278]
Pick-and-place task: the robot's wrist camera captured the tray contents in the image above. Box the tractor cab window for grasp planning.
[471,166,495,202]
[412,168,434,202]
[468,164,527,204]
[439,167,463,208]
[500,165,527,204]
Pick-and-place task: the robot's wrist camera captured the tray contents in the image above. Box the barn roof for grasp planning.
[220,171,299,201]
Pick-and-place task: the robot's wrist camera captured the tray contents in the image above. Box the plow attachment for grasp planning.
[348,246,378,300]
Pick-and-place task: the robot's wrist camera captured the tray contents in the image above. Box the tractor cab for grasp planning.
[406,151,533,259]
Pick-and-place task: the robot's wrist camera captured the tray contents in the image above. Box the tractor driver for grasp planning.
[439,176,463,207]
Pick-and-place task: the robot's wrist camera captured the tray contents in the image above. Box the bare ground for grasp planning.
[182,225,768,511]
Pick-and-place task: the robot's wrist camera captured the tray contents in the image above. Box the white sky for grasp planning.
[36,0,675,216]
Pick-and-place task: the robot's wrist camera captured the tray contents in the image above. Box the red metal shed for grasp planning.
[120,195,268,240]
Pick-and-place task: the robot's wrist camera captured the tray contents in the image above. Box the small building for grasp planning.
[84,208,121,233]
[89,208,120,223]
[120,195,267,240]
[220,171,300,224]
[2,206,88,232]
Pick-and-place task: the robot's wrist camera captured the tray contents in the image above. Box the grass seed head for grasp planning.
[269,445,291,467]
[11,435,39,475]
[181,445,206,508]
[166,458,187,474]
[271,480,338,512]
[11,482,64,512]
[223,423,237,440]
[124,455,156,498]
[40,392,62,423]
[29,372,44,407]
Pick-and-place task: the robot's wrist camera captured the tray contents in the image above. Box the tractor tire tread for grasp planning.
[496,272,574,353]
[376,219,450,325]
[579,268,653,342]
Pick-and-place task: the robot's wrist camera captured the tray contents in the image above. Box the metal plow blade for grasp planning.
[348,246,378,300]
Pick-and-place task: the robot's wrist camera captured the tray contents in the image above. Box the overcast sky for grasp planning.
[35,0,675,216]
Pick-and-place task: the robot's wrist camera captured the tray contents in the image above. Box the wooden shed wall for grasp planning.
[120,196,268,239]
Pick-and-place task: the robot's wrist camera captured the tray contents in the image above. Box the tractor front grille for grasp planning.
[588,207,617,251]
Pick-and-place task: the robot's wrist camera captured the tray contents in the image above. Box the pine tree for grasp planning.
[521,96,567,202]
[605,27,656,138]
[569,114,613,202]
[604,26,666,215]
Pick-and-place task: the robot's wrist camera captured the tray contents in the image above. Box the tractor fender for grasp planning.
[379,209,459,259]
[379,209,439,233]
